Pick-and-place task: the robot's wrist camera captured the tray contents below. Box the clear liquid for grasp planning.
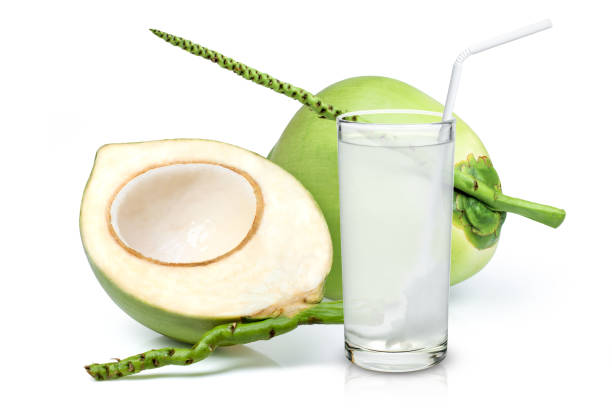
[338,135,454,352]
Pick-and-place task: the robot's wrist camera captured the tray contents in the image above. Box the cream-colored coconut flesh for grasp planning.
[81,139,333,326]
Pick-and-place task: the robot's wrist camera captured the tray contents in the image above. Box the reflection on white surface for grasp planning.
[249,324,346,367]
[344,361,448,408]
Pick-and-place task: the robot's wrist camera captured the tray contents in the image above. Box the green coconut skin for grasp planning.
[269,76,496,299]
[84,253,233,344]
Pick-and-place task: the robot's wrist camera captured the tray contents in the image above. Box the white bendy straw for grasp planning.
[442,19,552,121]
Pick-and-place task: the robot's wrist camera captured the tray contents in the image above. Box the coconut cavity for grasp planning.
[109,163,262,265]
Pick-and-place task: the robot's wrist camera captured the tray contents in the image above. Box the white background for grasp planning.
[1,1,610,408]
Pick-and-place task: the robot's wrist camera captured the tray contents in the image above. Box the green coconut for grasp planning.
[150,30,565,300]
[268,76,496,298]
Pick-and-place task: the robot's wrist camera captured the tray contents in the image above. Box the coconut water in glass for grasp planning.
[337,110,455,372]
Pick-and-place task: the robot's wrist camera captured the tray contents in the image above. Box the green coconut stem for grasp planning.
[454,171,565,228]
[150,29,343,120]
[85,301,343,381]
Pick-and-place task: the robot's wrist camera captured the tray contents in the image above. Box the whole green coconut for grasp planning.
[269,76,497,299]
[150,30,564,301]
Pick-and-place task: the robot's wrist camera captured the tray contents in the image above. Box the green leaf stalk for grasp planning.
[86,301,343,380]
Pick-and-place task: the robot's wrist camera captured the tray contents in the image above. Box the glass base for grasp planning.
[345,340,447,373]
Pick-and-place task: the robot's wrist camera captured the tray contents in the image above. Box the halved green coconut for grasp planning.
[80,139,332,343]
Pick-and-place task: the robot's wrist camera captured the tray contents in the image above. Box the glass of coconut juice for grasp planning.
[337,110,455,372]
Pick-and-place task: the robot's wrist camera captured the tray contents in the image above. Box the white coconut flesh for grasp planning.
[80,140,333,318]
[109,163,260,265]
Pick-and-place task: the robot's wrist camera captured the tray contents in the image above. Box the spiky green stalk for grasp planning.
[455,169,564,228]
[85,301,343,380]
[149,29,565,229]
[453,154,565,228]
[150,29,343,120]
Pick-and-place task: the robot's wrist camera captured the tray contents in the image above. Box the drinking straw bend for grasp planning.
[442,19,552,121]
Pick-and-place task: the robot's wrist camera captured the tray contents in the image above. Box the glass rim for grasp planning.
[337,109,456,127]
[338,109,455,148]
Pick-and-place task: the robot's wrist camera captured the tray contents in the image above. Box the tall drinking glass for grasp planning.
[337,110,455,372]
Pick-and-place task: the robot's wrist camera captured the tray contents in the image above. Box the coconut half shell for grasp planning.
[80,139,332,342]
